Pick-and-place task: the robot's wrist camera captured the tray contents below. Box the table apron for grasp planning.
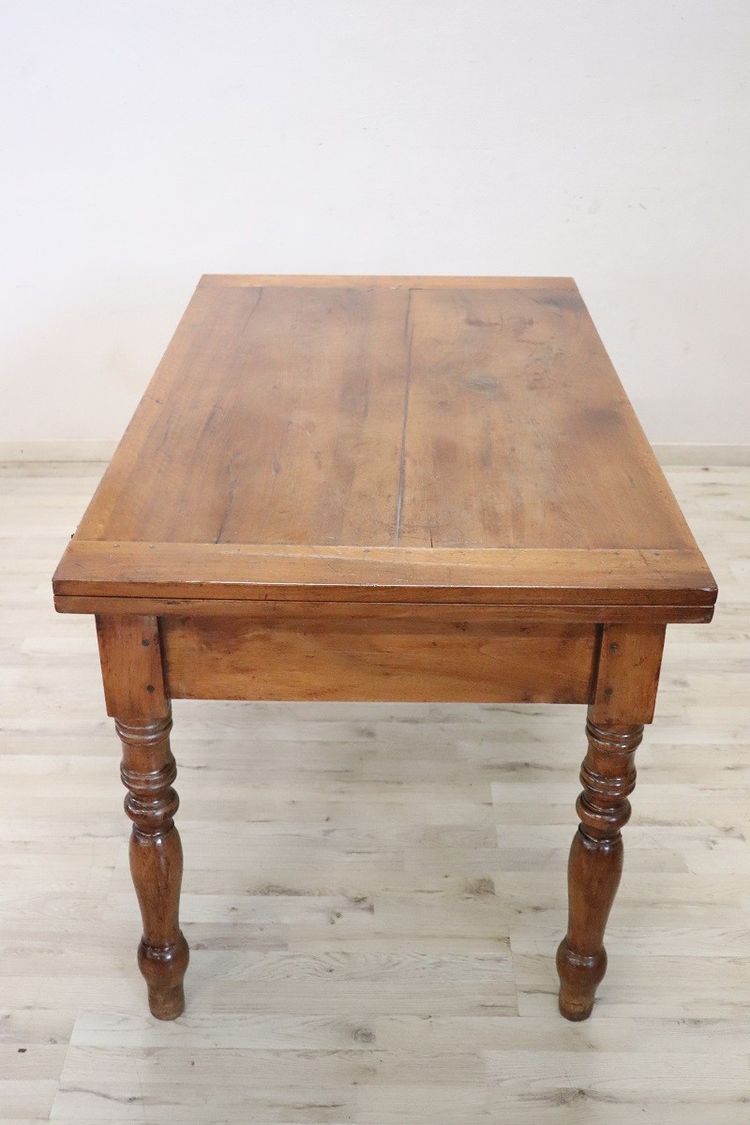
[158,609,599,704]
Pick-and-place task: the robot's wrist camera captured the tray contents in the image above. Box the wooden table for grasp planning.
[53,275,716,1022]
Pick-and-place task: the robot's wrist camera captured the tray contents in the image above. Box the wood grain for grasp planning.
[397,287,694,551]
[160,613,597,704]
[557,720,644,1020]
[589,623,667,725]
[95,613,167,719]
[54,542,715,616]
[52,593,717,623]
[96,615,189,1019]
[52,275,715,615]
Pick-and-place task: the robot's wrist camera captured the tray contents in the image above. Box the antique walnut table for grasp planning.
[52,275,716,1022]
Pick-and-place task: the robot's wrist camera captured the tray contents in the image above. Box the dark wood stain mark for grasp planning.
[465,316,503,328]
[465,374,500,395]
[214,451,241,543]
[532,290,582,312]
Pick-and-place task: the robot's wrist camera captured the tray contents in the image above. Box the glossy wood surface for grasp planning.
[96,615,189,1018]
[53,275,715,618]
[557,719,645,1020]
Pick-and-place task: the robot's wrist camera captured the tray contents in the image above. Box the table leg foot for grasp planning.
[117,712,189,1020]
[556,717,643,1020]
[556,936,607,1021]
[139,940,188,1019]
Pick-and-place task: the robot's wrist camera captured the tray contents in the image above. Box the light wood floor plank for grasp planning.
[0,463,748,1122]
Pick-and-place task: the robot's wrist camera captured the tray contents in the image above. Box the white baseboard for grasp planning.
[2,440,749,467]
[651,444,750,466]
[0,440,117,462]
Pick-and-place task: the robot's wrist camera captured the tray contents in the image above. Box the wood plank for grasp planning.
[160,614,597,703]
[52,594,716,624]
[76,284,410,547]
[53,542,716,610]
[398,286,697,550]
[51,275,716,612]
[589,623,666,724]
[94,614,167,719]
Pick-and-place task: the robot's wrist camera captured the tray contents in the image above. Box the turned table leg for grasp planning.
[96,614,189,1019]
[556,623,665,1020]
[556,718,642,1020]
[117,711,189,1019]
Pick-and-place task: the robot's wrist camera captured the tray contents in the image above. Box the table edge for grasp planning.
[53,540,717,618]
[198,274,578,290]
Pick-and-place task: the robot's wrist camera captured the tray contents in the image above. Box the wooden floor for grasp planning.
[1,463,749,1124]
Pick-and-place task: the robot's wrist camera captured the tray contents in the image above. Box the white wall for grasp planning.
[2,0,749,447]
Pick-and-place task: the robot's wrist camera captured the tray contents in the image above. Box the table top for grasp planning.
[53,275,716,620]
